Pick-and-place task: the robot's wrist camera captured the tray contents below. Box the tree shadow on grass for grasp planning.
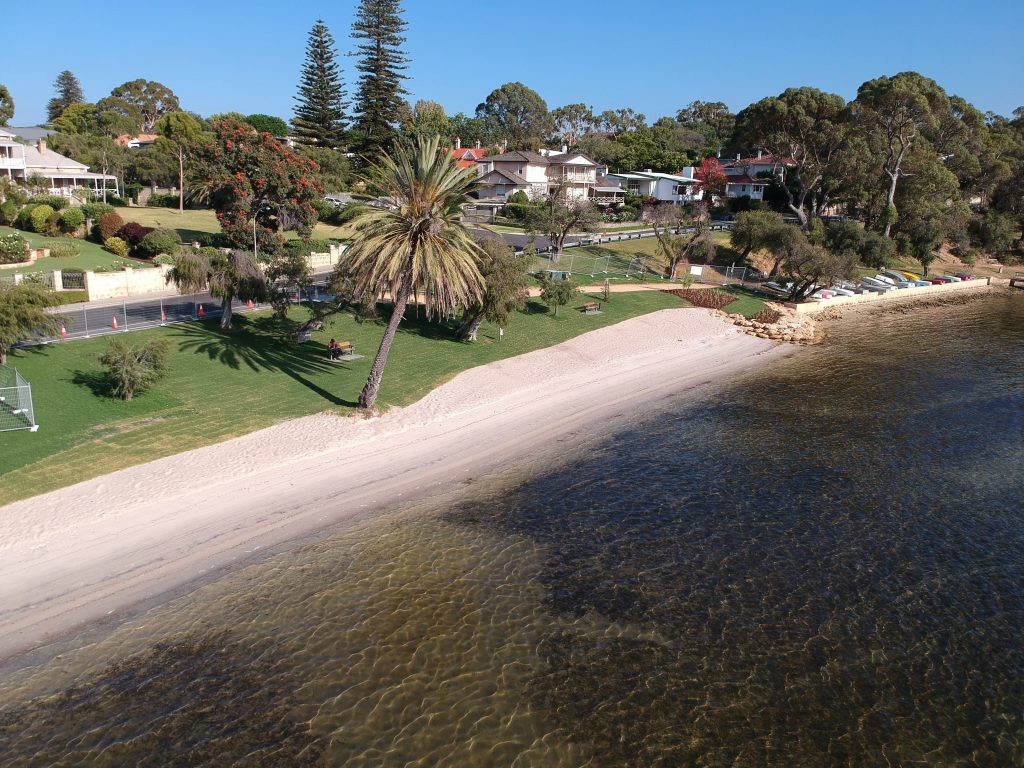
[71,369,113,398]
[170,318,357,407]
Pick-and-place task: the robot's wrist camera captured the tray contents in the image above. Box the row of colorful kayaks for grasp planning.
[762,271,976,300]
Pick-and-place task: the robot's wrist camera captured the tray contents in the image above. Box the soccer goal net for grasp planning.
[0,367,38,432]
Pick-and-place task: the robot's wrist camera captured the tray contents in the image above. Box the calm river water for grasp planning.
[1,292,1022,767]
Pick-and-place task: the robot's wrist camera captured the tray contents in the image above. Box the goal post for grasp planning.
[0,367,38,432]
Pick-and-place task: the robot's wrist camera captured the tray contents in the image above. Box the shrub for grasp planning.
[195,231,234,249]
[59,207,86,233]
[148,193,179,208]
[99,337,170,401]
[28,194,68,211]
[104,236,130,257]
[14,204,36,231]
[152,254,175,266]
[29,204,55,234]
[668,288,733,310]
[81,202,116,221]
[94,212,124,243]
[0,232,29,264]
[115,222,155,248]
[751,307,782,324]
[48,241,81,259]
[0,199,17,225]
[106,195,129,207]
[284,238,331,257]
[137,228,182,259]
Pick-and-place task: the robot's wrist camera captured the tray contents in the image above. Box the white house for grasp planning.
[1,129,119,197]
[474,149,597,202]
[606,170,700,204]
[719,152,791,200]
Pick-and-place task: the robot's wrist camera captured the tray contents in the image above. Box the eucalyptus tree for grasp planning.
[455,236,532,341]
[476,82,551,150]
[734,87,853,231]
[154,111,205,212]
[852,72,951,237]
[550,103,596,150]
[339,134,485,409]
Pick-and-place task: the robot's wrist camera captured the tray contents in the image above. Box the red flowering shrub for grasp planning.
[195,118,324,257]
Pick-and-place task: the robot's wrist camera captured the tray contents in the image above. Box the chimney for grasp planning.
[38,138,47,153]
[455,136,461,150]
[561,144,567,154]
[736,153,741,161]
[500,138,508,154]
[475,139,481,149]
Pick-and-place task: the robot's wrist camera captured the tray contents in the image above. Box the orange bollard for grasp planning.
[160,308,166,323]
[60,323,68,338]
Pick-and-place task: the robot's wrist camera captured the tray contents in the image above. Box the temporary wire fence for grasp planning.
[0,367,37,432]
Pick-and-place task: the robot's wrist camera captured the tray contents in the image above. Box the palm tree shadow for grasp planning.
[171,319,357,407]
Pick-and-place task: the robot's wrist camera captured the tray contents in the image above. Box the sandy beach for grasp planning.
[0,308,788,661]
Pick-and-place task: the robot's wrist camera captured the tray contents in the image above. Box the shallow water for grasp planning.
[1,292,1022,766]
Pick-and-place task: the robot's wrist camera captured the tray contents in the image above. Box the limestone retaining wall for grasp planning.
[786,277,992,315]
[84,265,172,301]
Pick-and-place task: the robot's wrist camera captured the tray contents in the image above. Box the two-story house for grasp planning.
[719,152,791,200]
[1,128,119,197]
[473,149,598,202]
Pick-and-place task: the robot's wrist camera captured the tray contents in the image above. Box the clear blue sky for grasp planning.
[5,0,1023,127]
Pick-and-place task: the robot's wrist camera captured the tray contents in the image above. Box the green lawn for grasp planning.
[0,289,686,504]
[719,285,769,317]
[0,227,151,274]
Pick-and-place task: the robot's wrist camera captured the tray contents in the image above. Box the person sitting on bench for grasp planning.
[328,339,342,360]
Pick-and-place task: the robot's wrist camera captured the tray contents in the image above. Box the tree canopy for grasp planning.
[293,19,348,149]
[98,79,180,133]
[194,118,323,255]
[350,0,409,157]
[476,82,551,151]
[47,71,84,123]
[0,85,14,126]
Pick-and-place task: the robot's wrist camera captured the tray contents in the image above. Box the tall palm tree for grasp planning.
[166,248,267,330]
[343,134,485,409]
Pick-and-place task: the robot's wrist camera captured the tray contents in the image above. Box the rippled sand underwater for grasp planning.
[1,293,1023,767]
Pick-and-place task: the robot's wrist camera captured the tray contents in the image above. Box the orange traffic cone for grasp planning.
[60,323,67,338]
[247,299,254,309]
[198,304,205,317]
[111,316,118,330]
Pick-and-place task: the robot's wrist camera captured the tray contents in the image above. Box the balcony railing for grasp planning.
[0,156,26,169]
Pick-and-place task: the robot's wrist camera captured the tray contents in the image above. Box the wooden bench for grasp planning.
[580,301,602,315]
[329,341,354,359]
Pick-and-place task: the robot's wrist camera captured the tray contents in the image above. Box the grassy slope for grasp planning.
[0,290,685,504]
[117,207,356,242]
[0,226,151,274]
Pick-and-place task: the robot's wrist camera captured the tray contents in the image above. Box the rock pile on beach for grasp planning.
[713,305,820,345]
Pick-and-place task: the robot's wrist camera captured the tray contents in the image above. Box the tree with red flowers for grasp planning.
[696,156,727,202]
[196,118,324,257]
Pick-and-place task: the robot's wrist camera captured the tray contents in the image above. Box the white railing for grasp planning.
[0,156,26,169]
